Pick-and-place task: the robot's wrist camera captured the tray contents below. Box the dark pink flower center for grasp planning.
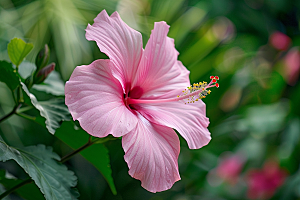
[129,86,143,99]
[124,82,143,109]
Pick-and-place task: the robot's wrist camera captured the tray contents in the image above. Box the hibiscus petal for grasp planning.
[85,10,143,90]
[133,22,190,98]
[136,101,211,149]
[65,59,138,137]
[122,114,180,193]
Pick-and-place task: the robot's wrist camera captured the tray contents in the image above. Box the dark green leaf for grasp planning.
[0,170,44,200]
[7,38,33,67]
[21,82,70,134]
[0,136,79,200]
[55,121,117,195]
[0,61,20,91]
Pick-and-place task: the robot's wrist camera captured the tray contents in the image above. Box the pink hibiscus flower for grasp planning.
[65,10,217,193]
[246,161,287,199]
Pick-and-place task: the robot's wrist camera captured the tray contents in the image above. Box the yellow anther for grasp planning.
[179,77,217,105]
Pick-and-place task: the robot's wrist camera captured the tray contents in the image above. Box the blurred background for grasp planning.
[0,0,300,199]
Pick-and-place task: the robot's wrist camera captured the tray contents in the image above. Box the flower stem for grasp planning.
[16,113,36,121]
[0,178,32,199]
[0,104,22,123]
[17,106,33,113]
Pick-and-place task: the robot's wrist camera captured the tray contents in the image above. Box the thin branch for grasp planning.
[59,136,93,163]
[0,104,22,123]
[0,178,32,199]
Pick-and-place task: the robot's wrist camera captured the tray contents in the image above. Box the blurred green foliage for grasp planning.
[0,0,300,199]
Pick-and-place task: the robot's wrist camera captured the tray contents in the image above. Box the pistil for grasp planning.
[126,76,219,105]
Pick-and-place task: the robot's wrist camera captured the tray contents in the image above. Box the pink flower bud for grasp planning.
[35,44,50,71]
[34,62,55,84]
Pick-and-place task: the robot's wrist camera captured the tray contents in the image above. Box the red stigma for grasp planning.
[215,83,219,88]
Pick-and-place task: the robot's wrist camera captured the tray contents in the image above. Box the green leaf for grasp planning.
[0,61,20,91]
[0,170,44,200]
[21,82,70,134]
[55,121,117,195]
[0,136,79,200]
[7,38,33,67]
[32,71,65,96]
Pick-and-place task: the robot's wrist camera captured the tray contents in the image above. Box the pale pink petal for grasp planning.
[132,22,190,98]
[122,114,180,193]
[136,101,211,149]
[85,10,143,90]
[65,59,138,137]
